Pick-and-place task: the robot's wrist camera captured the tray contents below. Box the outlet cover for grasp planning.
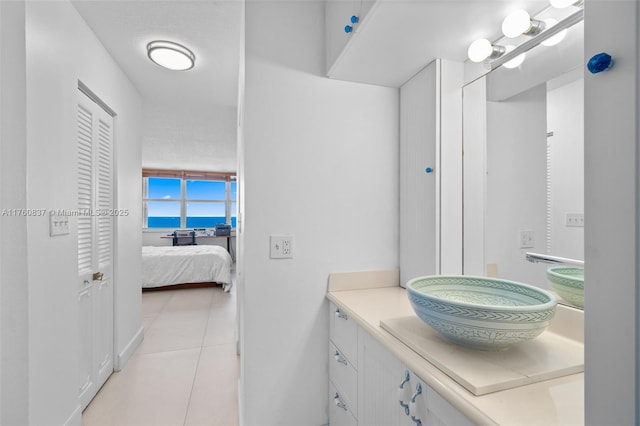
[519,230,534,249]
[270,235,293,259]
[565,213,584,227]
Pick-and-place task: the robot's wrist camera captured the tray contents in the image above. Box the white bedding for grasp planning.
[142,245,233,290]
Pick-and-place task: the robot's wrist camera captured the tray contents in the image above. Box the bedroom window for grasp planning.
[143,170,236,229]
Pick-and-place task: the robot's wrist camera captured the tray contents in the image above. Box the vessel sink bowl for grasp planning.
[547,267,584,309]
[406,275,557,350]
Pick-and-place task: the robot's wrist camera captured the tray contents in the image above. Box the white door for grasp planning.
[77,90,114,410]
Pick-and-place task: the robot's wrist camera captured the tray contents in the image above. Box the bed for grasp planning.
[142,245,233,292]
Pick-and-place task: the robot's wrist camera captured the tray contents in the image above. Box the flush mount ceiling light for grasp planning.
[467,38,506,63]
[147,40,195,71]
[502,10,546,38]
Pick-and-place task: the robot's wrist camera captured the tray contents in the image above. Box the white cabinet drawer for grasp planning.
[329,302,358,368]
[329,380,357,426]
[329,342,357,417]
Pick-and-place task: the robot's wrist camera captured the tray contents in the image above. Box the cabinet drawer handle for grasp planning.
[399,370,410,388]
[398,370,411,415]
[334,351,348,365]
[335,309,348,320]
[334,393,348,411]
[410,383,423,425]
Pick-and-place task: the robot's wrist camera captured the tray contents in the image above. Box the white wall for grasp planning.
[0,1,28,424]
[485,84,548,288]
[547,78,584,260]
[584,0,639,423]
[240,1,399,424]
[25,1,142,423]
[142,101,237,172]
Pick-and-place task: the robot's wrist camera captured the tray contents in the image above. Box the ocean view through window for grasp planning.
[143,170,236,229]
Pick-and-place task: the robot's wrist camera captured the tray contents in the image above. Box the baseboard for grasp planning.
[64,404,82,426]
[115,325,144,371]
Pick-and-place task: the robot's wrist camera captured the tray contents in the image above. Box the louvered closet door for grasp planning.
[77,91,114,410]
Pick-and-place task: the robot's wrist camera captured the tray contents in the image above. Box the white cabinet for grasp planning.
[399,365,474,426]
[357,328,403,426]
[325,0,376,77]
[329,301,473,426]
[329,302,358,424]
[400,59,463,284]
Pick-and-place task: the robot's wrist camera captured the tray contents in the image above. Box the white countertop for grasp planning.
[327,271,584,425]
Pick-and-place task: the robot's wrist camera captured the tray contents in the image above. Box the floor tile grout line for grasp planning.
[141,291,175,332]
[183,288,217,426]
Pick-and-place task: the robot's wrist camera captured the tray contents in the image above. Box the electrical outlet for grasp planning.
[565,213,584,227]
[519,230,534,249]
[270,235,293,259]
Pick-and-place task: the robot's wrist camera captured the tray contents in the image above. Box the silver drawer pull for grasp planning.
[334,393,348,411]
[334,351,348,365]
[335,309,348,320]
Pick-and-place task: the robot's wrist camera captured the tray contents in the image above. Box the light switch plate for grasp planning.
[49,214,69,236]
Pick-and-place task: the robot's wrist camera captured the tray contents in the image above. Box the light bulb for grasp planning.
[502,10,532,38]
[550,0,580,8]
[468,39,493,62]
[541,19,568,46]
[502,45,526,69]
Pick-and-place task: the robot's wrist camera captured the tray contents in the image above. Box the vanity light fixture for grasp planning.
[540,19,568,46]
[550,0,584,8]
[501,9,546,38]
[467,38,506,63]
[502,45,526,69]
[147,40,195,71]
[473,7,583,70]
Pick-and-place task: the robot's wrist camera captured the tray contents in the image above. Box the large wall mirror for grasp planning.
[463,18,584,309]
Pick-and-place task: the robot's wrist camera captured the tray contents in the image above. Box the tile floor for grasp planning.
[82,284,239,426]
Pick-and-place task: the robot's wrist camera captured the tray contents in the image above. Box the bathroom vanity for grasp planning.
[327,270,584,425]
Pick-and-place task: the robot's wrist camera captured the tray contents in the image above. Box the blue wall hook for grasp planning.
[425,167,433,174]
[350,15,359,24]
[344,25,353,34]
[587,52,613,74]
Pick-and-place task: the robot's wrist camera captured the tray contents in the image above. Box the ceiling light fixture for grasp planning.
[502,10,546,38]
[467,39,506,63]
[147,40,195,71]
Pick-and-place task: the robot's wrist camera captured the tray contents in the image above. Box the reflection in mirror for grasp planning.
[463,20,584,309]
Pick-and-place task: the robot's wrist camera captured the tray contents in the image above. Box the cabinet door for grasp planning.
[357,328,403,426]
[400,61,438,286]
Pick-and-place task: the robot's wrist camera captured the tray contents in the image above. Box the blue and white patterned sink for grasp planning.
[547,267,584,308]
[406,275,557,350]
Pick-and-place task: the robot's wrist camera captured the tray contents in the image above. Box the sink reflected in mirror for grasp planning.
[547,266,584,308]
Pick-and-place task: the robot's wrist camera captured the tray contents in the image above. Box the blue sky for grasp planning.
[148,178,236,217]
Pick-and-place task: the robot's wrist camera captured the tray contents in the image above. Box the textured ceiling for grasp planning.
[72,0,242,107]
